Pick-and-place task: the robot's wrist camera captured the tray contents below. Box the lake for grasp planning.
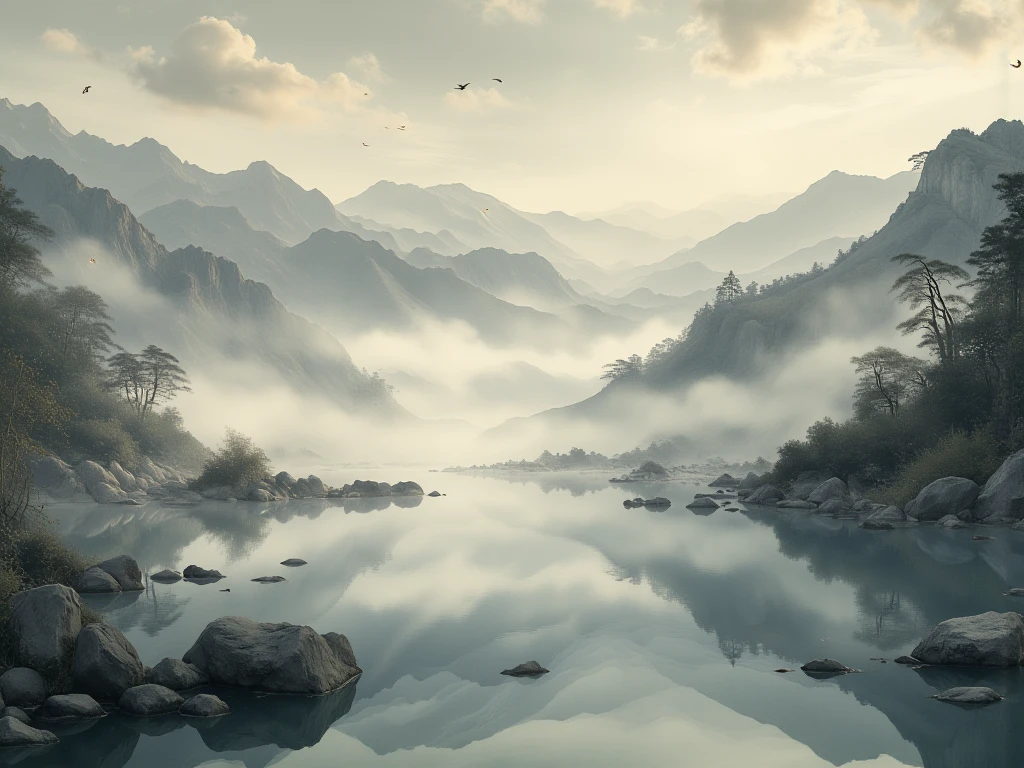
[17,471,1024,768]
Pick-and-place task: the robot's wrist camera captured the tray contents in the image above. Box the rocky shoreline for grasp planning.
[28,455,428,507]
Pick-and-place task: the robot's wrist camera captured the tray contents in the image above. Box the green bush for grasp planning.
[125,408,209,474]
[66,418,140,469]
[874,432,1003,507]
[194,429,271,490]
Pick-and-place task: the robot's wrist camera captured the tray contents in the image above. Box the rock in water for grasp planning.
[0,669,47,708]
[817,499,848,515]
[800,659,856,675]
[251,576,286,583]
[933,686,1003,704]
[861,519,894,530]
[150,570,182,582]
[1,707,30,725]
[35,694,106,722]
[807,478,848,505]
[72,623,145,701]
[118,685,184,716]
[275,471,297,487]
[738,472,761,490]
[908,477,981,521]
[149,658,208,691]
[179,693,231,718]
[10,585,82,673]
[96,555,144,591]
[974,449,1024,519]
[182,617,361,694]
[280,559,307,567]
[0,716,58,747]
[501,661,549,677]
[777,500,817,510]
[894,656,921,665]
[29,455,86,499]
[911,612,1024,666]
[391,481,424,496]
[77,566,122,594]
[746,485,785,504]
[183,565,224,580]
[643,497,671,508]
[427,491,442,497]
[1005,588,1024,597]
[686,497,719,509]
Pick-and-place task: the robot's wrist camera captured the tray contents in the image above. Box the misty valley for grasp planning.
[6,5,1024,767]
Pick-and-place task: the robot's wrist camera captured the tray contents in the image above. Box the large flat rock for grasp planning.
[912,611,1024,666]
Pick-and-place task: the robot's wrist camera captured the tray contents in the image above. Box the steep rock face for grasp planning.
[0,147,403,417]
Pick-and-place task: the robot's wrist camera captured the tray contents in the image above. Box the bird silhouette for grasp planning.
[362,142,370,147]
[82,86,91,94]
[492,78,503,83]
[398,125,406,131]
[1014,60,1022,68]
[88,258,96,264]
[455,83,470,90]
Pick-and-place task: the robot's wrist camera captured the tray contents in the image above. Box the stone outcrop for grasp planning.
[709,473,737,487]
[0,716,58,747]
[9,585,82,673]
[118,685,184,717]
[182,617,361,694]
[35,694,106,722]
[933,686,1003,704]
[149,658,208,691]
[180,693,230,718]
[911,612,1024,666]
[500,661,549,677]
[95,555,144,591]
[76,567,122,594]
[807,478,848,505]
[72,623,145,701]
[746,485,785,504]
[973,450,1024,520]
[0,669,47,708]
[907,477,981,521]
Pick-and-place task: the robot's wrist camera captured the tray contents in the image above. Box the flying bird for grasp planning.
[82,86,91,94]
[1014,60,1022,68]
[362,142,370,147]
[492,78,503,83]
[88,258,96,264]
[482,208,489,214]
[398,125,406,130]
[455,83,470,90]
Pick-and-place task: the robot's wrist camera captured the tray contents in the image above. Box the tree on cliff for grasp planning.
[890,254,968,361]
[108,345,191,419]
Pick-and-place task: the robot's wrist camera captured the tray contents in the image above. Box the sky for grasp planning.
[1,0,1023,213]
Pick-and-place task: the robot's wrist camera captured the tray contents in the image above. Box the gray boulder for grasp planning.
[800,659,856,675]
[817,499,849,515]
[275,471,297,487]
[201,486,236,501]
[150,570,182,583]
[943,519,968,529]
[501,661,549,677]
[10,584,82,673]
[281,559,307,567]
[118,685,184,717]
[76,567,121,594]
[861,506,906,529]
[709,473,737,487]
[861,519,894,530]
[179,694,230,718]
[894,656,921,665]
[428,491,442,497]
[1,707,30,725]
[933,686,1003,704]
[392,481,424,496]
[35,694,105,722]
[251,576,286,583]
[791,471,830,500]
[974,449,1024,520]
[777,500,817,510]
[72,623,145,701]
[305,476,327,496]
[0,716,58,747]
[0,669,46,708]
[807,478,848,505]
[322,632,359,669]
[29,455,86,500]
[149,658,208,691]
[911,611,1024,666]
[182,617,361,694]
[248,488,272,502]
[183,565,224,580]
[686,497,719,509]
[738,472,761,490]
[96,555,143,591]
[137,456,168,483]
[76,460,123,493]
[108,462,139,492]
[746,485,785,504]
[90,482,131,505]
[908,477,981,521]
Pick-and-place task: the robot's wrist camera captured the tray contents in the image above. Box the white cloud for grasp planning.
[638,35,675,51]
[592,0,642,17]
[129,16,371,123]
[443,86,512,111]
[41,28,102,61]
[348,52,388,83]
[482,0,546,24]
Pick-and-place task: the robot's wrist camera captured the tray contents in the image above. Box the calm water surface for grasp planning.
[13,471,1024,767]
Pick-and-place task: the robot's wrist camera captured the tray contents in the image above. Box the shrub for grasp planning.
[125,408,209,474]
[194,429,271,490]
[638,461,669,477]
[66,418,140,469]
[874,432,1003,507]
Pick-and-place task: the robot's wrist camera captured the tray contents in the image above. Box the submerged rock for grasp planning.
[118,685,184,717]
[280,559,307,567]
[501,661,549,677]
[1005,588,1024,597]
[861,519,894,530]
[0,668,47,708]
[35,694,106,722]
[72,623,145,701]
[149,658,208,691]
[183,565,224,580]
[911,611,1024,666]
[642,497,671,508]
[251,576,286,584]
[427,491,442,497]
[800,659,857,676]
[150,570,182,583]
[183,617,361,694]
[0,716,58,747]
[686,497,719,510]
[179,694,230,718]
[10,584,82,674]
[817,499,849,515]
[933,686,1003,704]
